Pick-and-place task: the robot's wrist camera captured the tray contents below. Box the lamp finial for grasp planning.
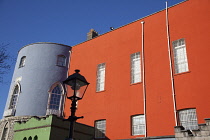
[75,69,80,73]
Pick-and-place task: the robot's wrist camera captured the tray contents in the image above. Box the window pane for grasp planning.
[173,39,189,74]
[132,115,145,135]
[57,55,66,66]
[19,56,26,68]
[131,52,141,83]
[48,85,63,110]
[9,85,19,109]
[95,120,106,138]
[96,63,105,92]
[179,109,198,130]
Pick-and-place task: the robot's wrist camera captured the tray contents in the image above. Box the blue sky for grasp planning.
[0,0,184,118]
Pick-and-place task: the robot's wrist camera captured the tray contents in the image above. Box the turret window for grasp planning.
[19,56,26,68]
[46,83,64,116]
[9,84,20,109]
[57,55,66,67]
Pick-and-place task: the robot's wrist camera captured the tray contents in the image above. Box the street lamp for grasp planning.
[63,69,89,140]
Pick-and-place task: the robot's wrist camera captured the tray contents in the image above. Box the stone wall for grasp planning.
[175,118,210,140]
[0,116,32,140]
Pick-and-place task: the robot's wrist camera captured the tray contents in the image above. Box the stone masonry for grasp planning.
[175,118,210,140]
[0,116,32,140]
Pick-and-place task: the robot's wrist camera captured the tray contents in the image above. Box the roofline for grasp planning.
[72,0,188,47]
[18,42,71,53]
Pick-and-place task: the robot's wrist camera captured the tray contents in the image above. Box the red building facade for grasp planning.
[64,0,210,139]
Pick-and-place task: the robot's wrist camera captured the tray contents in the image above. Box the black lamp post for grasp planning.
[63,69,89,140]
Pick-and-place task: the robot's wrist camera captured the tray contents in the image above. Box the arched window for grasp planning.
[56,55,66,67]
[28,136,32,140]
[23,137,27,140]
[19,56,26,68]
[1,123,9,140]
[9,84,20,109]
[46,83,64,116]
[49,84,63,110]
[34,135,38,140]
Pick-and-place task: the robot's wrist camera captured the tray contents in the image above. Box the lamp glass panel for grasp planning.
[66,79,88,99]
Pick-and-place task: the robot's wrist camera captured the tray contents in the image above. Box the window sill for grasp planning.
[96,90,106,93]
[130,82,142,86]
[55,64,66,67]
[18,66,25,69]
[174,71,191,76]
[132,134,145,137]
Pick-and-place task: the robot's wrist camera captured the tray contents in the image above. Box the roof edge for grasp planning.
[18,42,71,53]
[72,0,188,47]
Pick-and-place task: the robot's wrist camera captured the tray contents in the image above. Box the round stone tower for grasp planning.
[3,42,71,117]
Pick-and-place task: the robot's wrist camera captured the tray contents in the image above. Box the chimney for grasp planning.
[87,29,98,40]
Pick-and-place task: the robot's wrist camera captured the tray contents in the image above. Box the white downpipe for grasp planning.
[166,1,178,126]
[62,50,72,117]
[141,21,147,137]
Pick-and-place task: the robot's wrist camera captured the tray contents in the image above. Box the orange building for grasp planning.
[64,0,210,139]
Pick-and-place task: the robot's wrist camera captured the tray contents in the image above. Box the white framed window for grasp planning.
[96,63,105,92]
[131,52,141,84]
[19,56,26,68]
[9,84,20,109]
[132,115,145,136]
[47,83,64,116]
[95,120,106,138]
[172,39,189,74]
[57,55,66,67]
[179,109,198,130]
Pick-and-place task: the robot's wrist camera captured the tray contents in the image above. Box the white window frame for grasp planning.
[57,55,66,67]
[95,120,106,138]
[131,52,141,84]
[9,84,20,110]
[179,109,198,130]
[172,38,189,74]
[46,82,64,116]
[19,56,26,68]
[96,63,105,92]
[132,115,145,136]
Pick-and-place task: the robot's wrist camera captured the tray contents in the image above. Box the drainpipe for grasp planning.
[165,1,178,126]
[141,21,147,137]
[62,49,72,118]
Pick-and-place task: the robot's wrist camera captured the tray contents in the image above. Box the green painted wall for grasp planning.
[14,115,94,140]
[14,116,52,140]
